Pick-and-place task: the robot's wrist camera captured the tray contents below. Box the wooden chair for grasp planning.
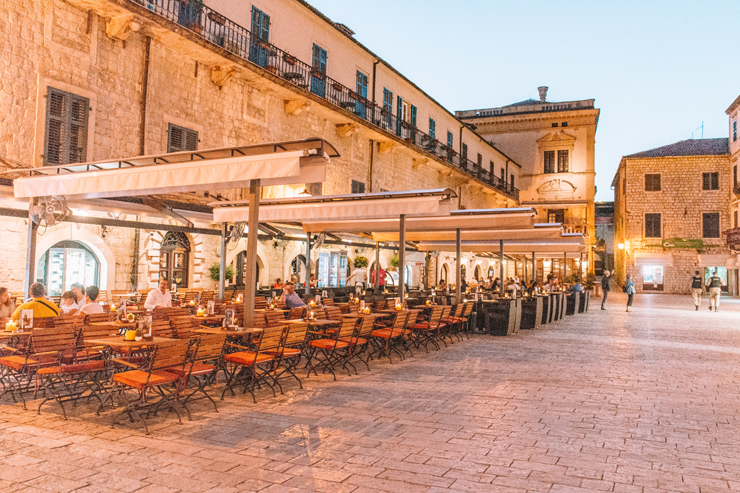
[221,326,284,403]
[410,306,445,353]
[265,311,284,328]
[151,319,177,339]
[166,332,226,416]
[269,322,309,389]
[183,291,199,305]
[107,339,191,434]
[97,291,109,304]
[340,316,376,372]
[288,307,306,320]
[322,299,335,306]
[51,296,61,306]
[169,315,204,340]
[86,312,116,324]
[307,306,326,320]
[324,306,342,321]
[254,296,267,310]
[306,318,358,380]
[372,300,387,312]
[370,311,410,364]
[33,316,58,329]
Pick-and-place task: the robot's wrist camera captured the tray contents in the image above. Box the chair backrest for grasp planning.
[275,298,287,310]
[288,307,306,320]
[462,302,474,317]
[308,306,325,319]
[390,311,409,335]
[150,339,191,372]
[183,291,198,303]
[257,325,285,353]
[169,315,201,340]
[251,312,267,328]
[451,303,464,318]
[336,318,358,340]
[439,306,452,325]
[254,296,267,309]
[373,300,387,311]
[201,291,214,301]
[356,317,375,338]
[428,307,444,325]
[151,319,177,338]
[193,333,227,362]
[265,311,284,327]
[283,322,309,349]
[33,316,58,329]
[323,299,335,306]
[86,312,116,324]
[405,310,420,327]
[82,322,118,340]
[96,291,109,303]
[324,306,342,320]
[31,327,78,357]
[51,296,61,306]
[54,314,86,335]
[347,301,359,313]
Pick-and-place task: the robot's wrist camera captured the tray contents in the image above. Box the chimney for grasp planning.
[538,86,548,103]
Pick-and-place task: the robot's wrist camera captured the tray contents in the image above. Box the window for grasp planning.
[734,165,737,188]
[160,232,190,288]
[561,122,568,127]
[547,209,565,224]
[351,180,365,194]
[167,123,198,152]
[702,172,719,190]
[461,143,467,162]
[447,132,453,163]
[645,213,661,238]
[382,88,393,128]
[396,96,403,136]
[428,118,435,140]
[500,168,505,183]
[557,150,569,172]
[310,44,327,97]
[306,182,322,196]
[248,7,270,67]
[36,240,99,297]
[552,123,558,128]
[734,120,737,142]
[489,160,494,175]
[644,173,661,191]
[544,150,555,174]
[734,210,738,228]
[703,212,720,238]
[44,87,89,166]
[355,70,368,118]
[510,173,515,189]
[477,153,482,168]
[410,105,417,127]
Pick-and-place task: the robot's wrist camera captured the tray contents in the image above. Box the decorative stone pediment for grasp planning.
[210,65,239,87]
[335,123,359,138]
[106,14,140,41]
[537,179,577,201]
[537,130,576,150]
[378,141,395,154]
[284,99,310,115]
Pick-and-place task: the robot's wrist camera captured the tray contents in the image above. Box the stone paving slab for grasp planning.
[1,293,740,492]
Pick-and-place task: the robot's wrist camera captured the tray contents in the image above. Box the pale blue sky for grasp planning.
[307,0,740,201]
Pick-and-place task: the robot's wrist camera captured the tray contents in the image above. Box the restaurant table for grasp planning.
[194,327,263,335]
[192,314,225,323]
[285,318,340,328]
[520,296,543,330]
[83,336,177,349]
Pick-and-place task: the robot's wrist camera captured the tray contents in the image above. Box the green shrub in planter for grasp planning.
[209,263,234,282]
[353,256,368,268]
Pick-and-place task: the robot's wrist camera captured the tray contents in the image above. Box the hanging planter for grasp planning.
[348,90,359,99]
[207,12,226,25]
[283,54,297,65]
[310,68,325,80]
[332,82,344,92]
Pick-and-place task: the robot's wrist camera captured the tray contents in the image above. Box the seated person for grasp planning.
[568,280,584,293]
[78,286,104,315]
[70,282,85,306]
[272,278,284,289]
[145,279,173,310]
[0,287,16,324]
[59,290,79,315]
[436,279,447,291]
[280,282,306,309]
[12,282,59,320]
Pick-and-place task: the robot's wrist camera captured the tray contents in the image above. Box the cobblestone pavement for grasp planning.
[2,293,740,492]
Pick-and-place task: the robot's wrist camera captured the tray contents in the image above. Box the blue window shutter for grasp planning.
[447,131,453,148]
[410,105,417,127]
[396,96,403,136]
[311,44,327,97]
[429,118,435,140]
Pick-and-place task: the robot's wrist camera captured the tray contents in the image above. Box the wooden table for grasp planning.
[90,320,136,330]
[378,308,421,315]
[191,314,224,323]
[83,336,177,349]
[285,318,340,328]
[194,327,263,335]
[342,313,380,319]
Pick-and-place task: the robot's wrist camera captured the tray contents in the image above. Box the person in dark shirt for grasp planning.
[707,270,723,312]
[690,270,703,311]
[601,270,611,310]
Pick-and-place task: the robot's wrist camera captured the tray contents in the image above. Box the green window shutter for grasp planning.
[44,87,90,166]
[168,123,198,152]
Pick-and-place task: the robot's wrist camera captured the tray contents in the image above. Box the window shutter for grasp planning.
[68,95,89,164]
[45,89,68,166]
[185,128,198,151]
[167,124,198,152]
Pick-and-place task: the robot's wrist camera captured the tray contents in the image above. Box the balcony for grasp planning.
[734,184,740,195]
[126,0,519,201]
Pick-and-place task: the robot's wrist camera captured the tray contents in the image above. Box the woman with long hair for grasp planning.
[0,287,16,323]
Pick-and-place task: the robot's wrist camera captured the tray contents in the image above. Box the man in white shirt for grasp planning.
[145,279,173,311]
[78,286,104,315]
[347,268,367,289]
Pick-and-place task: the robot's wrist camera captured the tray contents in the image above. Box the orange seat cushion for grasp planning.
[224,351,274,366]
[309,339,349,350]
[61,361,106,373]
[167,362,216,376]
[37,366,61,375]
[371,329,393,339]
[412,323,433,330]
[338,337,367,345]
[264,348,301,357]
[0,355,36,370]
[113,369,180,389]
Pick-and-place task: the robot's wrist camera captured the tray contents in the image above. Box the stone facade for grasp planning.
[0,0,522,294]
[613,145,733,294]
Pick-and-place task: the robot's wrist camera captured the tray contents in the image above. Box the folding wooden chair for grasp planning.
[169,315,205,340]
[369,311,410,364]
[221,326,284,403]
[107,339,191,435]
[268,322,309,389]
[306,318,358,380]
[322,299,335,306]
[87,312,116,324]
[324,306,343,321]
[265,311,284,327]
[288,307,306,320]
[166,333,226,416]
[254,296,267,310]
[339,316,376,373]
[410,306,445,353]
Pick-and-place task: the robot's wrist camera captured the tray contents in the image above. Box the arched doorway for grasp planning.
[488,265,494,278]
[460,264,466,281]
[474,265,481,280]
[440,263,449,282]
[36,240,100,297]
[236,251,261,287]
[290,254,306,284]
[160,232,190,288]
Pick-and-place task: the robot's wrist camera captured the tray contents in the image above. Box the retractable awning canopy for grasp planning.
[302,207,537,234]
[11,138,338,200]
[414,235,587,255]
[212,189,456,223]
[371,223,563,243]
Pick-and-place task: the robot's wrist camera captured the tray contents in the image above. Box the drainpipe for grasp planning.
[371,59,379,108]
[132,36,152,289]
[367,139,374,192]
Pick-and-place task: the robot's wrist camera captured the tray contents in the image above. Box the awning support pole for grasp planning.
[219,223,227,300]
[456,228,462,304]
[24,219,38,301]
[563,252,567,280]
[375,242,380,292]
[243,179,260,328]
[398,214,406,300]
[499,239,504,298]
[532,251,536,284]
[305,232,311,296]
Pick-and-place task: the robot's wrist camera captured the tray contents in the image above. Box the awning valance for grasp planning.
[371,224,563,243]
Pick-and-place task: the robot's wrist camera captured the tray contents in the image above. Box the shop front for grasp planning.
[634,253,672,293]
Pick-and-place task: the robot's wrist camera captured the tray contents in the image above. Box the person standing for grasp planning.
[601,270,611,310]
[347,267,367,290]
[624,274,635,312]
[690,270,703,311]
[707,270,723,312]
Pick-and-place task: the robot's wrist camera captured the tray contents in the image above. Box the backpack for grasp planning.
[622,284,628,293]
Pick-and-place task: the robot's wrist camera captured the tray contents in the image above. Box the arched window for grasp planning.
[37,240,100,297]
[440,263,449,282]
[488,265,494,277]
[160,232,190,288]
[236,251,260,287]
[474,265,481,280]
[291,254,307,284]
[460,264,467,281]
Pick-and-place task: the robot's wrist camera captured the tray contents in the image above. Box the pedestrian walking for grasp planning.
[690,270,703,311]
[707,270,723,312]
[601,270,611,310]
[624,274,635,312]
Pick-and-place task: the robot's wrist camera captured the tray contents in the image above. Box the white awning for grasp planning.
[302,208,536,234]
[415,239,586,254]
[371,224,563,243]
[13,151,328,200]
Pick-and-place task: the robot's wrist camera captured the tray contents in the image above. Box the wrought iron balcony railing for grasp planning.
[129,0,519,201]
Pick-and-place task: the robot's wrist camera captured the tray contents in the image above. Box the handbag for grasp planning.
[622,284,628,293]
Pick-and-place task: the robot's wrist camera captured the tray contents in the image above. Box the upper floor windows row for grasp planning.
[643,172,720,192]
[544,150,569,173]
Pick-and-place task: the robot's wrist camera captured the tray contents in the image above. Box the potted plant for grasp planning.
[353,256,369,269]
[390,254,400,269]
[283,53,297,65]
[332,82,344,92]
[348,90,359,99]
[209,263,235,284]
[207,11,226,25]
[310,68,325,80]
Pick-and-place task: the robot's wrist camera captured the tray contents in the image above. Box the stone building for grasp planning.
[726,95,740,274]
[0,0,524,295]
[612,138,733,294]
[455,86,599,281]
[594,201,614,275]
